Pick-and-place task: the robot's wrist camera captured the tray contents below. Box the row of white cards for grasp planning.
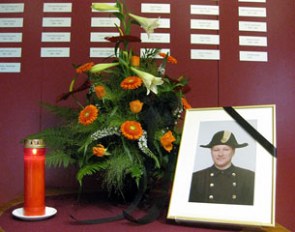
[41,3,72,59]
[0,3,72,13]
[190,1,268,62]
[0,1,268,73]
[0,4,24,73]
[0,1,267,14]
[190,3,219,60]
[0,3,73,72]
[238,0,268,62]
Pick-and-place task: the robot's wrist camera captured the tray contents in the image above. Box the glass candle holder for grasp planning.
[23,139,46,216]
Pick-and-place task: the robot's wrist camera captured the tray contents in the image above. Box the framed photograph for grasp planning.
[167,105,276,227]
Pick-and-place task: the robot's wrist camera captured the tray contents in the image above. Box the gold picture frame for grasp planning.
[167,105,276,227]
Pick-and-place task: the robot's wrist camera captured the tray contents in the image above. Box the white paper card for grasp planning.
[91,2,118,12]
[191,49,220,60]
[0,4,24,13]
[239,7,266,17]
[42,17,72,27]
[0,18,23,28]
[141,33,170,43]
[90,47,116,57]
[0,63,21,73]
[190,5,219,15]
[191,34,219,45]
[140,48,170,58]
[191,19,219,30]
[239,36,267,47]
[239,21,267,32]
[91,17,120,27]
[239,0,266,2]
[240,51,268,62]
[43,3,72,12]
[41,47,70,57]
[0,33,22,42]
[157,18,170,28]
[141,3,170,13]
[42,32,71,42]
[0,48,22,57]
[90,32,119,42]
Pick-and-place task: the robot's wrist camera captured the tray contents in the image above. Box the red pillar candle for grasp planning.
[24,139,46,216]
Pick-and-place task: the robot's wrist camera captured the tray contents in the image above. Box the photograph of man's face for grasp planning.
[211,145,235,170]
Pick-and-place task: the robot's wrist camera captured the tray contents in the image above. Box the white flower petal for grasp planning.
[131,67,163,95]
[129,13,160,37]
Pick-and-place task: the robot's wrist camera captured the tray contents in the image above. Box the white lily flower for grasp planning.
[90,63,119,73]
[131,67,164,95]
[128,13,160,38]
[91,3,119,12]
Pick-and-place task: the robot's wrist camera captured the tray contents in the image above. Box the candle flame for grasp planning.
[32,149,37,155]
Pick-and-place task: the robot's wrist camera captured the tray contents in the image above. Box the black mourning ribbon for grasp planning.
[70,153,175,225]
[123,153,176,224]
[223,106,276,157]
[70,168,147,224]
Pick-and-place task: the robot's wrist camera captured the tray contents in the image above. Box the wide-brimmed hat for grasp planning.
[200,130,248,148]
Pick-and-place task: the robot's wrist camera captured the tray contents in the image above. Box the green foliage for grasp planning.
[102,147,143,194]
[127,165,144,187]
[46,150,76,168]
[76,162,108,186]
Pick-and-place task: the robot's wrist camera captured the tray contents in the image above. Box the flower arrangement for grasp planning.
[27,0,191,198]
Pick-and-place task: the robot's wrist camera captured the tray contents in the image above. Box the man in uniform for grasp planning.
[188,130,255,205]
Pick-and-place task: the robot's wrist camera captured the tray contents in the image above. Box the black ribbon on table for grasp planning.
[123,153,176,224]
[70,168,147,224]
[223,106,276,158]
[70,153,175,225]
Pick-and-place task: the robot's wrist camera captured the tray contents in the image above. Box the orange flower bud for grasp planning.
[131,55,140,67]
[181,97,192,110]
[76,62,95,74]
[95,85,106,99]
[158,53,177,64]
[92,144,107,157]
[129,100,143,113]
[160,130,176,153]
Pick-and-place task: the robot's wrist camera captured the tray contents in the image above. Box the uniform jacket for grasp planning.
[188,164,255,205]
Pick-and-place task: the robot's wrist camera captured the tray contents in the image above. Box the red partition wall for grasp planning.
[0,0,295,230]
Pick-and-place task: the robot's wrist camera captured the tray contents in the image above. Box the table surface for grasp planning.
[0,191,290,232]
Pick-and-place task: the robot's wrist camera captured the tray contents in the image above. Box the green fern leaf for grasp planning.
[76,162,107,186]
[45,150,76,168]
[127,165,143,187]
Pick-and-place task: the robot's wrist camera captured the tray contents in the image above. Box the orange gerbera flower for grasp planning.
[181,97,192,110]
[120,76,143,90]
[92,144,107,157]
[158,53,177,64]
[76,62,95,74]
[78,104,99,126]
[129,100,143,113]
[95,85,106,99]
[160,130,176,153]
[121,121,143,140]
[131,55,140,67]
